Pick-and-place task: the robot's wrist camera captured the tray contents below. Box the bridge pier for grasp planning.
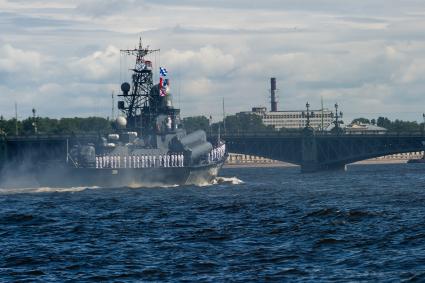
[0,136,6,171]
[301,128,320,173]
[300,128,348,173]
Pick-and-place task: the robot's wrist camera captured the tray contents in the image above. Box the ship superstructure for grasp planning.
[36,39,227,187]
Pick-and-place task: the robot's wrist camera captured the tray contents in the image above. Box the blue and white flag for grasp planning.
[159,67,168,77]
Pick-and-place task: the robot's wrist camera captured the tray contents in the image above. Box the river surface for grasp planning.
[1,164,425,282]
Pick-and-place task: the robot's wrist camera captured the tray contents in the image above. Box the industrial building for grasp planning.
[251,107,334,130]
[246,78,334,130]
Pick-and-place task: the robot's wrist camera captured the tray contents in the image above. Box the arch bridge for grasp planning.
[221,131,425,172]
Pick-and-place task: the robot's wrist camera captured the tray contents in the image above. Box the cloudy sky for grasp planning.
[1,0,425,122]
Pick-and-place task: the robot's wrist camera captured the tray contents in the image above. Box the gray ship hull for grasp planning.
[34,160,225,188]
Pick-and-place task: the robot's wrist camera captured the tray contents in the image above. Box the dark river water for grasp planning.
[1,164,425,282]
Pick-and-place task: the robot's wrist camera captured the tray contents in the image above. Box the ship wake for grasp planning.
[0,177,243,194]
[213,176,244,185]
[195,176,244,187]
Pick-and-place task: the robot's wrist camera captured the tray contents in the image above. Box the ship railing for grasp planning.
[94,153,185,169]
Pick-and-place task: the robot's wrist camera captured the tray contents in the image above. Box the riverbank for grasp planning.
[223,158,413,168]
[224,151,422,168]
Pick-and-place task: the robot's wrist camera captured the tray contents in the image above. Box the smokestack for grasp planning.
[270,77,277,112]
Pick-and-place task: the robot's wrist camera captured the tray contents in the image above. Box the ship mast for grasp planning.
[118,38,159,131]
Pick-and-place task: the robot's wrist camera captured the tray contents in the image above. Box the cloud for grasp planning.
[163,46,235,79]
[75,0,148,17]
[0,44,42,74]
[68,45,120,82]
[1,0,425,122]
[401,59,425,83]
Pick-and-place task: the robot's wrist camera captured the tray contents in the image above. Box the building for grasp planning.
[244,78,338,130]
[344,122,387,134]
[250,106,334,130]
[243,78,336,130]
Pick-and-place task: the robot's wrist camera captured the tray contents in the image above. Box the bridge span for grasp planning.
[220,131,425,172]
[1,132,424,173]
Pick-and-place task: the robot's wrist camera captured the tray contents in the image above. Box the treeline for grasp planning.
[0,113,274,136]
[182,113,275,135]
[352,117,424,132]
[0,116,112,136]
[0,113,423,136]
[187,114,425,134]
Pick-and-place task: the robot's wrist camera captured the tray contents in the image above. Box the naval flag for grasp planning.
[159,66,169,96]
[159,77,169,97]
[159,67,168,77]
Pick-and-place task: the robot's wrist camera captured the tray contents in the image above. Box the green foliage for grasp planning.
[213,113,274,134]
[182,116,210,134]
[376,117,392,129]
[182,113,274,135]
[0,116,112,136]
[374,116,422,131]
[351,117,370,124]
[0,118,20,135]
[389,119,420,132]
[349,116,423,132]
[2,113,423,136]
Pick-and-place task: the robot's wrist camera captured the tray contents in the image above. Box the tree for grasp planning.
[391,119,420,132]
[351,117,370,124]
[376,117,421,132]
[80,117,112,133]
[182,116,210,134]
[37,117,59,134]
[377,117,392,129]
[0,116,114,136]
[211,113,274,134]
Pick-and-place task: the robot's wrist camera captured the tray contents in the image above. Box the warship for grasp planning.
[36,39,227,187]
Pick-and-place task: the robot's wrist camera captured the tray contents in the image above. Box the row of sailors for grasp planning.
[96,154,184,169]
[208,144,226,163]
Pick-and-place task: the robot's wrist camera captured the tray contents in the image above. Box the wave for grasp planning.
[128,176,244,188]
[213,176,244,185]
[0,176,244,194]
[127,182,180,189]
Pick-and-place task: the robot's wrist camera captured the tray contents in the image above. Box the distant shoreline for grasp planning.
[223,159,410,168]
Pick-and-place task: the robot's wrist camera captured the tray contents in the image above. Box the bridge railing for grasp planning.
[4,130,425,141]
[315,131,425,137]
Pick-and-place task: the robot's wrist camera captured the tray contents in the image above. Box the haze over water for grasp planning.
[1,164,425,281]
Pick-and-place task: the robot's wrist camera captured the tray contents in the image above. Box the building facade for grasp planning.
[249,107,334,130]
[344,122,387,134]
